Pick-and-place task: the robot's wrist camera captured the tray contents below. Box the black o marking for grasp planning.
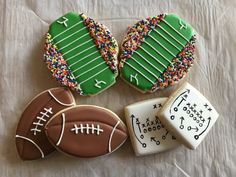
[194,117,211,140]
[170,115,175,120]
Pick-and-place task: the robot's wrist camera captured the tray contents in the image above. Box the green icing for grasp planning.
[49,12,115,95]
[121,14,194,92]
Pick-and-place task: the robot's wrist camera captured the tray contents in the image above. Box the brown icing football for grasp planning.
[15,87,75,160]
[45,105,128,158]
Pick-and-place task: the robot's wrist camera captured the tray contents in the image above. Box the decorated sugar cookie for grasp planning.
[125,98,179,156]
[119,14,196,93]
[45,105,128,158]
[157,82,219,149]
[44,12,119,96]
[15,87,75,160]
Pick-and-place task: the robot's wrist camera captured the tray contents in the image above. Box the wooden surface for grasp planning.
[0,0,235,176]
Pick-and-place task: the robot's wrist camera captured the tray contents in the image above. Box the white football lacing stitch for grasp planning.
[70,124,104,135]
[30,107,53,135]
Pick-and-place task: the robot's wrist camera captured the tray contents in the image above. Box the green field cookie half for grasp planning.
[119,14,196,93]
[44,12,119,96]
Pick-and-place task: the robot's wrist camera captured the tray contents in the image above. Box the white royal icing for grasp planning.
[70,123,104,135]
[94,79,107,88]
[31,107,53,136]
[48,90,75,107]
[179,19,187,30]
[162,19,189,41]
[57,17,69,27]
[15,135,45,158]
[69,50,97,67]
[157,25,185,47]
[66,45,96,61]
[124,61,155,85]
[72,56,101,74]
[108,121,120,153]
[130,57,159,79]
[63,38,93,56]
[52,20,83,40]
[134,51,164,72]
[157,82,219,149]
[125,98,179,156]
[75,61,106,79]
[56,113,66,146]
[130,73,139,86]
[59,32,90,50]
[153,28,182,51]
[147,33,176,58]
[79,67,109,86]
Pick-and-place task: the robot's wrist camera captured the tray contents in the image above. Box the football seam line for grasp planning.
[15,135,45,158]
[47,120,125,132]
[48,90,75,107]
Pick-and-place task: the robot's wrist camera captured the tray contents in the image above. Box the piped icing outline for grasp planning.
[44,13,119,95]
[119,14,196,92]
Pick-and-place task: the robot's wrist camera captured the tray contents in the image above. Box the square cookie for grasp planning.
[125,98,180,156]
[157,82,219,149]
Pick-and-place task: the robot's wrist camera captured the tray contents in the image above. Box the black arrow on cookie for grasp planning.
[169,89,190,114]
[131,114,146,148]
[179,116,185,129]
[187,126,199,132]
[194,117,211,140]
[150,137,160,145]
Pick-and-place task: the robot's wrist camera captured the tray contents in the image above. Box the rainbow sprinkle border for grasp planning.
[119,14,196,91]
[44,13,119,95]
[81,14,119,73]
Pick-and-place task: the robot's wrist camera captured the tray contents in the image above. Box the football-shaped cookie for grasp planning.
[15,87,75,160]
[119,13,196,93]
[45,105,128,158]
[44,12,119,96]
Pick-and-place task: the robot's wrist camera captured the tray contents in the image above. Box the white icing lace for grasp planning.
[30,107,53,135]
[70,124,104,135]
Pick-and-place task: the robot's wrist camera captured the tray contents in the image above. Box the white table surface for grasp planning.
[1,0,235,176]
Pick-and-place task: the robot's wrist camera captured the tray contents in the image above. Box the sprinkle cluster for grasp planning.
[119,14,164,65]
[81,14,119,73]
[44,33,83,94]
[151,36,196,91]
[119,14,196,91]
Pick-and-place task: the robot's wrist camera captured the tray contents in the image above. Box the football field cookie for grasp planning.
[119,14,196,93]
[44,12,119,96]
[45,105,128,158]
[125,98,179,156]
[15,87,75,160]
